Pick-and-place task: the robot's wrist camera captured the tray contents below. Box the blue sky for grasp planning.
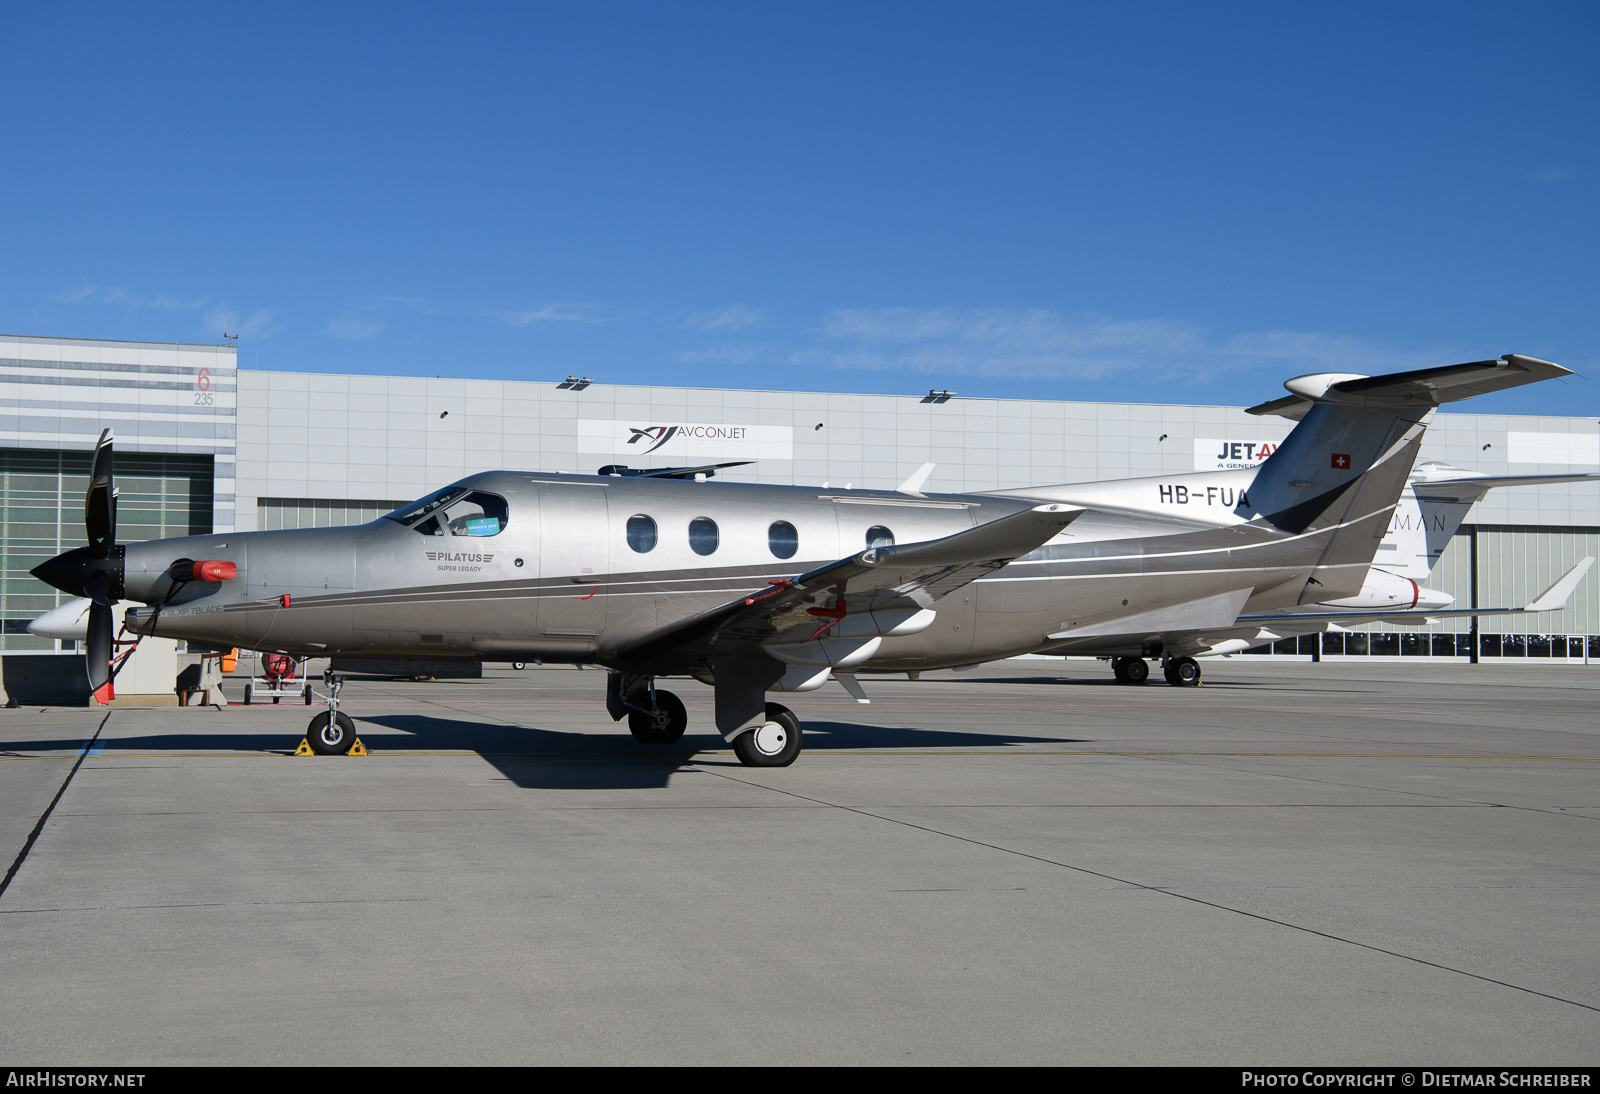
[2,2,1596,415]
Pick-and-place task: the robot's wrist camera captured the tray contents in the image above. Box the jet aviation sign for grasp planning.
[578,420,794,460]
[1194,438,1288,471]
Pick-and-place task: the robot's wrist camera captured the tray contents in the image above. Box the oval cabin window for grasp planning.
[626,514,658,553]
[688,517,719,556]
[768,520,798,559]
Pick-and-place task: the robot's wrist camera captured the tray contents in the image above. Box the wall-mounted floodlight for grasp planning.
[1483,442,1492,450]
[920,389,956,404]
[559,375,594,391]
[1158,434,1168,442]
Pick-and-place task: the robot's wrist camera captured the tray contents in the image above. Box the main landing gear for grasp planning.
[1110,656,1201,687]
[606,673,803,766]
[1110,656,1150,684]
[731,703,802,768]
[608,673,689,746]
[628,689,688,745]
[1162,656,1202,687]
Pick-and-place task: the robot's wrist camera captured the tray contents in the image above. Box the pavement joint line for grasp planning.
[1122,749,1600,821]
[6,749,1596,760]
[0,710,113,904]
[0,896,432,915]
[701,766,1600,1017]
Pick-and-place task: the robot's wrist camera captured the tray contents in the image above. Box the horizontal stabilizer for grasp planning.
[1415,472,1600,501]
[1248,355,1573,419]
[1048,589,1252,641]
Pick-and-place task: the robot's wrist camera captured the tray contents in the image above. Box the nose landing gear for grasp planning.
[299,670,365,755]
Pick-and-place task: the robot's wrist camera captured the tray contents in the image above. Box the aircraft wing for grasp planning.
[1233,556,1594,627]
[613,502,1083,671]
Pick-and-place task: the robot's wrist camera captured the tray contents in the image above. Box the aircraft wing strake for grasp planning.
[613,503,1083,670]
[1047,589,1253,641]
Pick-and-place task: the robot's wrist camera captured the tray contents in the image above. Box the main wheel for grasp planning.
[306,711,357,755]
[1164,657,1201,687]
[732,703,802,767]
[1124,657,1150,684]
[1110,657,1130,682]
[628,689,688,745]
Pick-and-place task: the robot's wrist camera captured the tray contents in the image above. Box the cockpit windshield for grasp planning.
[386,488,509,538]
[384,487,467,525]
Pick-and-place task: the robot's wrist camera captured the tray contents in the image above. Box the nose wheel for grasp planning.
[732,703,803,767]
[306,710,357,755]
[302,671,362,754]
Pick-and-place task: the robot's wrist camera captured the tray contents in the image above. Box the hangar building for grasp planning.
[3,332,1597,663]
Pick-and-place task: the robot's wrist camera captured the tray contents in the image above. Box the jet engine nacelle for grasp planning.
[1319,569,1454,611]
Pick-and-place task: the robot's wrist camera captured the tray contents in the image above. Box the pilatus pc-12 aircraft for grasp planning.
[29,354,1588,766]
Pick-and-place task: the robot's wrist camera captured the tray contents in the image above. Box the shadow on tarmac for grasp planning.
[0,712,1084,791]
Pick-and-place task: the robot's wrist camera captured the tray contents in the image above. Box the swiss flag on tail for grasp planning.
[1331,453,1351,469]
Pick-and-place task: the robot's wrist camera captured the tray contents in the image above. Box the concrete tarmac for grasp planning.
[1,660,1596,1066]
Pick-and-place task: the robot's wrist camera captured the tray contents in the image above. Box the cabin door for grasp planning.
[536,484,609,640]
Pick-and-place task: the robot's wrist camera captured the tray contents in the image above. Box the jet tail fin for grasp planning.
[1237,355,1574,603]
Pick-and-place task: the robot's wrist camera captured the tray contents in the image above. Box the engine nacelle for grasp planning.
[1320,569,1454,611]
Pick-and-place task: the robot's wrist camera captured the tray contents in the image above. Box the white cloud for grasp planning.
[206,308,277,339]
[816,307,1452,385]
[681,305,764,332]
[102,287,208,311]
[676,344,771,366]
[498,303,615,326]
[53,281,98,303]
[324,312,385,340]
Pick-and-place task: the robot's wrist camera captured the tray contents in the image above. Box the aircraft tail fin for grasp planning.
[1377,466,1600,580]
[1237,355,1574,603]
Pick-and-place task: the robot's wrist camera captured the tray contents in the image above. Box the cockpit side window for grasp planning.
[441,491,509,537]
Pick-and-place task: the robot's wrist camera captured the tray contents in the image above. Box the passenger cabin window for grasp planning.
[626,514,658,553]
[867,525,894,549]
[689,517,719,556]
[768,520,798,559]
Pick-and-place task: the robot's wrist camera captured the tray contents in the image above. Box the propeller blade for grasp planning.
[86,429,116,559]
[83,569,111,607]
[85,600,114,704]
